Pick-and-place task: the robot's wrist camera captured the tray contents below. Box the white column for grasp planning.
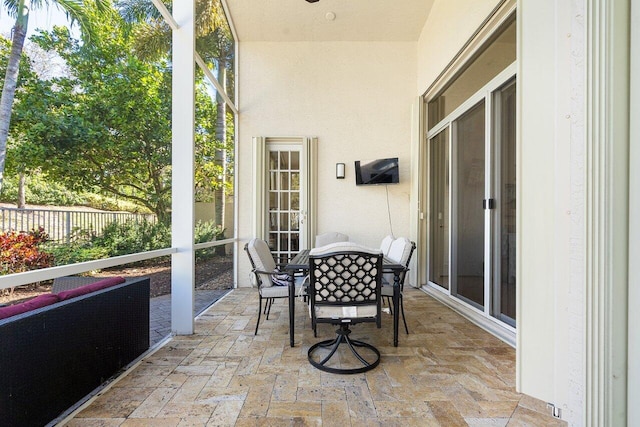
[584,0,630,424]
[171,0,195,334]
[628,0,640,424]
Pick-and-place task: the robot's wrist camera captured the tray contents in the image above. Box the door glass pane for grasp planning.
[429,128,450,289]
[291,152,300,170]
[428,18,516,129]
[497,79,517,324]
[267,147,302,263]
[280,152,290,169]
[291,172,300,190]
[280,172,289,191]
[454,101,485,308]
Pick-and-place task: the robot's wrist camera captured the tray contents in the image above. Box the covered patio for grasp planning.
[61,288,563,426]
[1,0,637,424]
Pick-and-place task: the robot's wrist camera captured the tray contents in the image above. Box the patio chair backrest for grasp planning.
[308,243,383,320]
[384,237,416,286]
[315,232,349,248]
[246,238,277,288]
[379,235,395,256]
[387,237,413,265]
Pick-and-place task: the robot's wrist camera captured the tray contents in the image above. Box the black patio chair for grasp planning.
[307,243,383,374]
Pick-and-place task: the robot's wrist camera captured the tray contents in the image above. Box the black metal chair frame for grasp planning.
[383,241,416,335]
[308,250,383,374]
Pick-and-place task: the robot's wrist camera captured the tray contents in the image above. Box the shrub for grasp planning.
[0,227,53,275]
[47,243,111,266]
[195,220,225,244]
[195,221,226,260]
[91,220,171,256]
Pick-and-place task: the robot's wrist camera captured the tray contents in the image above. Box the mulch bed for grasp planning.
[0,255,234,304]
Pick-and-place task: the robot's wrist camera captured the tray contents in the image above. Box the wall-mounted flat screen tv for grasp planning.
[354,157,400,185]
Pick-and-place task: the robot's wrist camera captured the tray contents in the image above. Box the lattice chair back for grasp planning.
[309,242,383,327]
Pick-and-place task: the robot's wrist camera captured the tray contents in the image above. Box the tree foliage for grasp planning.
[0,0,110,193]
[23,11,174,221]
[2,1,235,224]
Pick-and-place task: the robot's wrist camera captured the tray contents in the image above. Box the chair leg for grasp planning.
[386,296,393,314]
[308,324,381,374]
[255,295,263,335]
[266,298,274,319]
[400,296,409,334]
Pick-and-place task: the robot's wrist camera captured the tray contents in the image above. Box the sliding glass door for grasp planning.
[424,16,516,329]
[425,73,516,327]
[494,78,517,326]
[452,101,486,309]
[428,128,449,290]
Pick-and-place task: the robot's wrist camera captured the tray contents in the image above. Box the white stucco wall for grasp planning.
[417,0,503,94]
[236,41,416,286]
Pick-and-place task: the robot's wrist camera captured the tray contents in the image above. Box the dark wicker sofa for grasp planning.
[0,277,150,427]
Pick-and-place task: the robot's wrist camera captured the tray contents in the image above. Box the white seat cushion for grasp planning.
[381,283,394,296]
[314,305,378,319]
[260,285,290,298]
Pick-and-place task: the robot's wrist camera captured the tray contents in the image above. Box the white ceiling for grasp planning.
[224,0,435,42]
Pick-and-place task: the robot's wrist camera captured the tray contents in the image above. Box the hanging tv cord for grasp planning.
[385,184,394,237]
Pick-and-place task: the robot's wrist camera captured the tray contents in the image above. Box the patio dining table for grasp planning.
[284,249,406,348]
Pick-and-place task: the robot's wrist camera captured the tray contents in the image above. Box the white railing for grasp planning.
[0,238,236,291]
[0,207,156,242]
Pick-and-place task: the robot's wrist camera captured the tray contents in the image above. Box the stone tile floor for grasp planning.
[61,287,567,426]
[149,290,230,346]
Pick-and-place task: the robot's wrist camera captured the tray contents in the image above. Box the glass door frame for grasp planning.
[425,63,517,328]
[266,142,306,263]
[252,136,318,263]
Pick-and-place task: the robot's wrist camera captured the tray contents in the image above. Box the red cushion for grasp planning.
[56,285,94,301]
[0,293,61,320]
[85,276,126,293]
[57,276,126,301]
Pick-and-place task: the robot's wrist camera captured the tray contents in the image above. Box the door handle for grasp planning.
[483,199,495,210]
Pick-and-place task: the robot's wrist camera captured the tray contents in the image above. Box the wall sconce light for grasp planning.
[336,163,345,179]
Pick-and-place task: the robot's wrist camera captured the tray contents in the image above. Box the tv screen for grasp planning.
[355,157,399,185]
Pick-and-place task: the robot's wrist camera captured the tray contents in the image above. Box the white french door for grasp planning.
[253,137,317,263]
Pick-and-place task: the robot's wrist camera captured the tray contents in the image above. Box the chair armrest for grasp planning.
[252,268,291,277]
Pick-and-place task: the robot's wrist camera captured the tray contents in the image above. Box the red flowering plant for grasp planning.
[0,227,54,276]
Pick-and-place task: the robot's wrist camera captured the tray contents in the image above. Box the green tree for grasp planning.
[0,35,68,208]
[26,12,174,221]
[0,0,109,194]
[117,0,234,228]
